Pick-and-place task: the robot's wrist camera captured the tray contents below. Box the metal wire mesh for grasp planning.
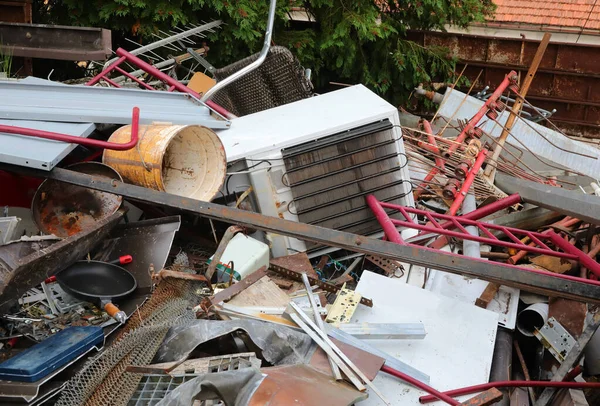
[55,278,208,406]
[211,46,313,117]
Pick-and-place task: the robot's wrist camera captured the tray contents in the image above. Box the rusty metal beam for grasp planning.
[0,22,111,60]
[5,163,600,304]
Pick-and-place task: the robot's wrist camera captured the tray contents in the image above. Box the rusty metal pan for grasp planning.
[32,162,122,237]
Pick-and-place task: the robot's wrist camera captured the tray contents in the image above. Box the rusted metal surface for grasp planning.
[0,1,32,24]
[407,30,600,138]
[366,255,405,277]
[249,364,367,405]
[548,298,587,339]
[309,337,385,381]
[205,225,244,280]
[270,262,374,307]
[200,266,268,312]
[8,163,600,304]
[0,210,124,312]
[32,162,122,237]
[0,21,111,60]
[460,388,504,406]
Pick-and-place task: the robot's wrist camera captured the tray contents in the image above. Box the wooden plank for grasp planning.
[460,388,504,406]
[228,276,290,308]
[475,283,500,308]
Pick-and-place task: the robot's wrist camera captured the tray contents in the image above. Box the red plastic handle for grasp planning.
[119,255,133,265]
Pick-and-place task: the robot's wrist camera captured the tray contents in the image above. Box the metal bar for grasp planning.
[448,149,488,215]
[0,107,139,151]
[301,272,342,380]
[89,48,233,120]
[502,228,524,245]
[289,313,366,392]
[7,164,600,304]
[476,223,499,241]
[324,323,430,383]
[496,173,600,226]
[201,0,276,102]
[547,231,600,278]
[389,218,576,258]
[338,323,426,339]
[269,263,373,307]
[525,231,552,251]
[113,66,155,90]
[424,212,443,229]
[289,302,390,404]
[535,306,600,406]
[366,195,405,244]
[205,225,243,280]
[485,33,552,181]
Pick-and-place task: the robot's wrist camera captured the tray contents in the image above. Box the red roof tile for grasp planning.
[489,0,600,30]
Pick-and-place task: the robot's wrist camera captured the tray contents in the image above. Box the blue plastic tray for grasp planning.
[0,326,104,382]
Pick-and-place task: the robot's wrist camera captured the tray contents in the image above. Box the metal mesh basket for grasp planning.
[55,278,208,406]
[211,46,313,117]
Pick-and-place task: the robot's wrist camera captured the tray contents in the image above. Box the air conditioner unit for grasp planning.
[216,85,414,258]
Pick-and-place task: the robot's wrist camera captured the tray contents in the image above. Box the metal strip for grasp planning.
[281,119,393,158]
[269,263,373,307]
[6,164,600,304]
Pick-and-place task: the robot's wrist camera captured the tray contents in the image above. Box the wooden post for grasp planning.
[484,33,552,182]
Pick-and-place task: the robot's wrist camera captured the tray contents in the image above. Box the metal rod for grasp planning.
[381,365,460,406]
[448,149,488,215]
[0,107,139,150]
[200,0,277,102]
[301,272,342,380]
[7,164,600,303]
[547,230,600,278]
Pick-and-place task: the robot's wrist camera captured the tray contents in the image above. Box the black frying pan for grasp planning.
[56,260,137,324]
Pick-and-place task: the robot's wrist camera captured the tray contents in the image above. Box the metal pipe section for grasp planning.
[200,0,277,102]
[448,149,488,215]
[548,230,600,278]
[0,107,139,150]
[516,303,549,337]
[419,380,600,404]
[87,48,233,119]
[489,328,513,406]
[366,195,405,244]
[462,193,480,258]
[381,365,460,406]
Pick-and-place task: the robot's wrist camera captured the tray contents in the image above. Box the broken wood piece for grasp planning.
[228,276,290,308]
[530,255,573,274]
[460,388,504,406]
[272,279,293,290]
[475,283,500,308]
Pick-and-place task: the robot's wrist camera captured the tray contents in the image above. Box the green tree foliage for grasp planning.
[36,0,494,105]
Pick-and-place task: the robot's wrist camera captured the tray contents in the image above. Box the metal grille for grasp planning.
[55,278,208,406]
[211,46,312,117]
[282,120,411,248]
[128,374,202,406]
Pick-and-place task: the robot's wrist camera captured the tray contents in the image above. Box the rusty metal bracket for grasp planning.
[6,164,600,304]
[269,263,373,307]
[205,225,244,281]
[199,266,268,314]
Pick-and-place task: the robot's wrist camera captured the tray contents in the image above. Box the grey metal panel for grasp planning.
[0,81,231,129]
[0,119,95,170]
[496,173,600,225]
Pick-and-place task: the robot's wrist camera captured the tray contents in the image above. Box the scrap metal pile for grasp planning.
[1,5,600,406]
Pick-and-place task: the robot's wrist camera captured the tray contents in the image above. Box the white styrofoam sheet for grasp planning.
[354,271,499,405]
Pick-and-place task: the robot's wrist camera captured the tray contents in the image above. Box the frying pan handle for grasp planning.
[104,303,127,324]
[107,255,133,266]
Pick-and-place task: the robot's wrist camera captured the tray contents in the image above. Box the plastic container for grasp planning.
[103,124,226,201]
[207,234,270,282]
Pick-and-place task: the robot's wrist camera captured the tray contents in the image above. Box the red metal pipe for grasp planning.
[447,149,488,215]
[413,168,441,199]
[87,48,234,119]
[366,195,405,244]
[416,72,516,194]
[0,107,140,151]
[548,230,600,278]
[419,380,600,404]
[381,365,460,406]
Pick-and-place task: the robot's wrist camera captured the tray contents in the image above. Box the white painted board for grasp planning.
[354,271,499,405]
